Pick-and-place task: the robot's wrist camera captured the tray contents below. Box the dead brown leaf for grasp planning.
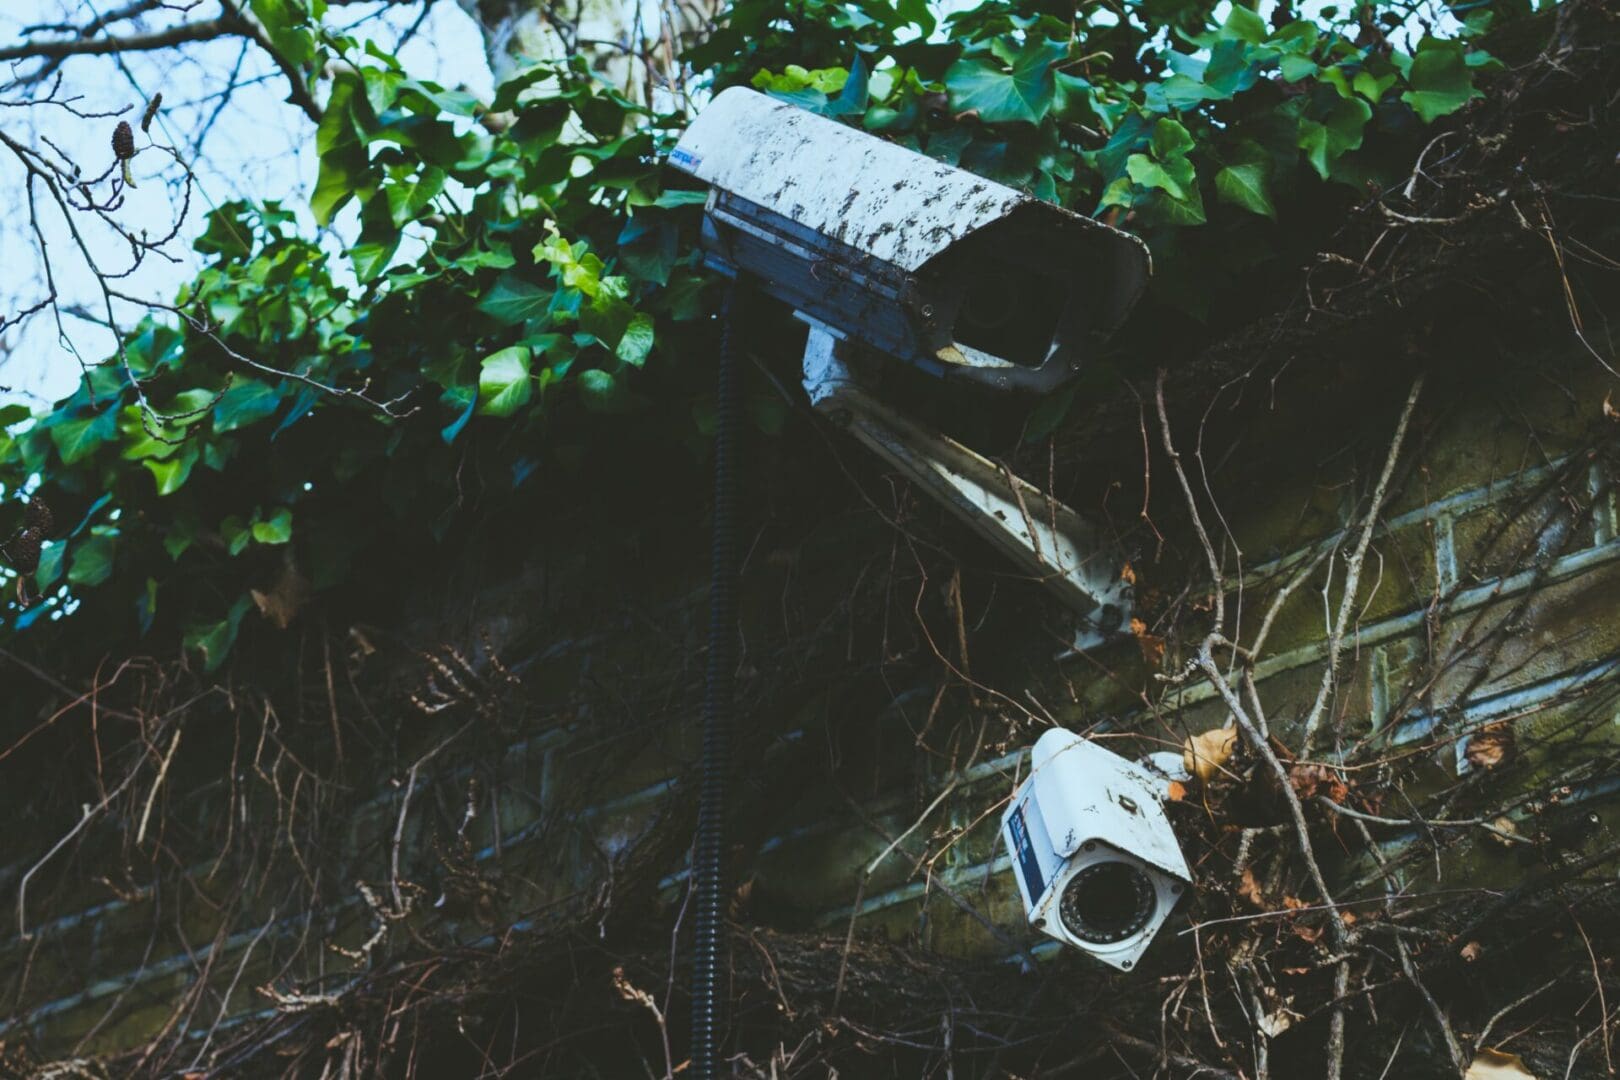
[252,560,312,630]
[1466,722,1516,770]
[1289,762,1350,803]
[1604,391,1619,421]
[1487,815,1520,847]
[1120,561,1137,586]
[1184,726,1238,784]
[1130,617,1166,666]
[1460,940,1484,962]
[1237,867,1265,909]
[1166,780,1188,802]
[1465,1048,1537,1079]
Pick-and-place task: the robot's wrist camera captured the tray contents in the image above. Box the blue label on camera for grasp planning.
[669,147,702,171]
[1008,801,1045,901]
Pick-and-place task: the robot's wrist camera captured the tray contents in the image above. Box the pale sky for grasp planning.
[0,1,493,410]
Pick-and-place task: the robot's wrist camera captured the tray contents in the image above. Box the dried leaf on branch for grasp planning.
[1184,726,1237,785]
[1465,722,1516,770]
[1465,1048,1538,1078]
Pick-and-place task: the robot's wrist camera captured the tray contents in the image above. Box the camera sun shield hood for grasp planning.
[668,87,1151,393]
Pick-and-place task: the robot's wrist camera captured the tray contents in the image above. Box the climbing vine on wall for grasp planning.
[0,0,1512,670]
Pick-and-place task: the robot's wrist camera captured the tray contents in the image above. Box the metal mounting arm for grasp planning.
[802,328,1133,651]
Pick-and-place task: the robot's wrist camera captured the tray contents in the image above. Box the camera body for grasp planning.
[667,87,1149,393]
[1002,728,1191,970]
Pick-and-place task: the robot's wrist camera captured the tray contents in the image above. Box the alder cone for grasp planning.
[5,528,42,575]
[25,497,52,536]
[112,120,135,162]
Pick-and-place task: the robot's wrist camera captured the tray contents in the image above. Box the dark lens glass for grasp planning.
[1059,861,1157,945]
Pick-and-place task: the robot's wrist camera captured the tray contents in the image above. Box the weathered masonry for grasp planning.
[5,314,1620,1072]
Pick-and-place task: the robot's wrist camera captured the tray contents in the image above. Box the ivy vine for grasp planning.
[0,0,1515,670]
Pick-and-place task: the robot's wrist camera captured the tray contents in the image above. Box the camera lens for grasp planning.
[1059,861,1157,945]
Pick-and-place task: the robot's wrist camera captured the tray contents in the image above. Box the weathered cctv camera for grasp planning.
[1002,728,1191,970]
[667,87,1149,393]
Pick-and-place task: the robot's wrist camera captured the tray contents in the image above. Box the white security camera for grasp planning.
[667,87,1149,393]
[1001,728,1191,970]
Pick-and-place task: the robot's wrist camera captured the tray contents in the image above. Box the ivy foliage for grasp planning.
[0,0,1515,669]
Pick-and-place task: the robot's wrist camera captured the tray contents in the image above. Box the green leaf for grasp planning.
[1401,45,1483,123]
[213,379,282,433]
[164,518,196,561]
[1297,96,1372,179]
[312,78,369,225]
[144,443,199,496]
[652,189,708,208]
[51,409,116,465]
[1151,118,1195,160]
[194,206,253,260]
[183,595,253,673]
[1220,4,1267,44]
[440,385,477,444]
[221,515,252,556]
[67,530,116,587]
[477,347,534,417]
[616,312,655,367]
[1127,153,1186,199]
[478,273,550,326]
[136,576,158,635]
[35,540,64,590]
[1160,74,1217,110]
[350,240,397,283]
[251,507,294,545]
[1215,163,1276,219]
[250,0,315,65]
[1279,54,1318,82]
[385,165,447,227]
[944,38,1067,125]
[578,368,616,405]
[0,403,30,427]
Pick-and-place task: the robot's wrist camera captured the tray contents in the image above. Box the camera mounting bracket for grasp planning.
[802,327,1133,650]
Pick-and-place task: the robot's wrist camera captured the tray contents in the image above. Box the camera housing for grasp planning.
[1001,728,1191,970]
[667,87,1149,393]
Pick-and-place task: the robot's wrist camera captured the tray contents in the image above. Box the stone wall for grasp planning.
[3,338,1619,1065]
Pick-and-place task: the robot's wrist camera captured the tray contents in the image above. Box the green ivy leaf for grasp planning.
[213,379,283,433]
[578,368,616,405]
[1297,96,1372,179]
[477,346,534,417]
[1401,45,1483,123]
[183,595,253,673]
[67,530,116,587]
[944,38,1067,125]
[385,165,447,227]
[221,515,252,556]
[35,540,64,590]
[1215,163,1277,219]
[312,78,370,225]
[144,443,200,496]
[1220,4,1267,44]
[478,273,550,326]
[252,507,294,545]
[1151,118,1195,160]
[51,410,116,465]
[440,385,477,444]
[1126,153,1186,200]
[616,312,655,367]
